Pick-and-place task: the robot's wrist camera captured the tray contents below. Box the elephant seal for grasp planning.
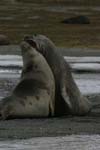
[0,41,55,119]
[24,34,91,116]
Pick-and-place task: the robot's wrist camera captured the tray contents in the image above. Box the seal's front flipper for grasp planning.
[61,86,72,111]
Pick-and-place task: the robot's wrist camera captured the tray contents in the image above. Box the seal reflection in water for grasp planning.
[0,41,55,119]
[24,34,92,116]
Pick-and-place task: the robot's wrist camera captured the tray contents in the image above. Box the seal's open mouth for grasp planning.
[24,36,37,48]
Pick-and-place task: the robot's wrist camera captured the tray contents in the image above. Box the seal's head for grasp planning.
[20,41,31,55]
[24,34,55,57]
[20,41,38,65]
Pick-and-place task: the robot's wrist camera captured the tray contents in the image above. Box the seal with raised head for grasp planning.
[0,41,55,119]
[24,34,92,116]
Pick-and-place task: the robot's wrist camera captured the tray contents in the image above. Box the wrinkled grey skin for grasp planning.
[0,41,55,119]
[24,34,92,116]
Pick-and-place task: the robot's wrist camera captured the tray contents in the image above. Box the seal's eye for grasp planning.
[24,35,33,41]
[33,33,37,36]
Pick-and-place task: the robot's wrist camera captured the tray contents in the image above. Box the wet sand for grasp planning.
[0,97,100,140]
[0,89,100,140]
[0,135,100,150]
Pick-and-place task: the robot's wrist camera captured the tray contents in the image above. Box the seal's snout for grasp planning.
[20,41,30,51]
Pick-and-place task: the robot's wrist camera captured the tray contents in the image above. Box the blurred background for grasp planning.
[0,0,100,48]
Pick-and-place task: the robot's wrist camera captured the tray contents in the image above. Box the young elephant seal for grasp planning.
[24,34,91,116]
[0,41,55,119]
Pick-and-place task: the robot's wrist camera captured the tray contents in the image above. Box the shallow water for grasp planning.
[0,55,100,97]
[0,135,100,150]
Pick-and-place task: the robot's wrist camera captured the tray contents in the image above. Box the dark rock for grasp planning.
[61,15,90,24]
[0,35,10,45]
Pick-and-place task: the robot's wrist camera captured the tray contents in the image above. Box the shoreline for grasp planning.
[0,94,99,140]
[0,45,100,56]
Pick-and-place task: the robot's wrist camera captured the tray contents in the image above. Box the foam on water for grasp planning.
[71,63,100,72]
[0,55,22,67]
[75,78,100,95]
[1,55,100,72]
[64,56,100,63]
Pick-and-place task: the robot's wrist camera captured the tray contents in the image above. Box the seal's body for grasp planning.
[24,34,91,116]
[0,41,55,119]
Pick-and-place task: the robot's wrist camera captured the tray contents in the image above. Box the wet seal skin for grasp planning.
[0,41,55,119]
[24,34,92,116]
